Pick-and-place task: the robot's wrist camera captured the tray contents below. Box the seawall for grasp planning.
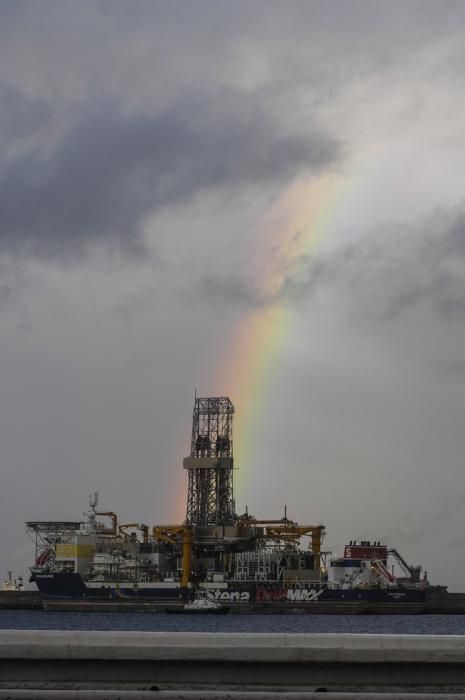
[1,631,465,695]
[0,591,41,610]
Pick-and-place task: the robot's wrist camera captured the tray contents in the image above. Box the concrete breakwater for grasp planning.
[2,631,465,695]
[0,591,41,610]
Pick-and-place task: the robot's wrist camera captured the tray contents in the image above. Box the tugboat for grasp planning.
[165,593,229,615]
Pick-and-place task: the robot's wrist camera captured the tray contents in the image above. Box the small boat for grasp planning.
[165,596,229,614]
[0,572,24,592]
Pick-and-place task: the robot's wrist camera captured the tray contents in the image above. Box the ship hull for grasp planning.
[39,598,431,614]
[32,572,456,614]
[33,572,426,603]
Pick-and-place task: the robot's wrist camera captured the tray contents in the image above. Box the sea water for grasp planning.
[0,610,464,634]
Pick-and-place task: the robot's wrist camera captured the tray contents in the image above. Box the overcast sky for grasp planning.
[2,0,465,589]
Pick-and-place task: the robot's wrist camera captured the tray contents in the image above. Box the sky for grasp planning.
[2,0,465,589]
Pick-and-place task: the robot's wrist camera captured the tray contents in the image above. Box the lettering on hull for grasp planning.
[206,590,250,602]
[286,588,324,602]
[204,587,325,603]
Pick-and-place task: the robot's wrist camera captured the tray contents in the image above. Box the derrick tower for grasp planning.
[183,396,235,525]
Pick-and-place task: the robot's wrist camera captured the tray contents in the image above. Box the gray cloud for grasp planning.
[284,214,465,333]
[196,273,261,310]
[0,284,11,309]
[0,91,340,259]
[315,214,465,322]
[296,214,465,325]
[311,210,465,322]
[193,208,465,327]
[0,84,51,146]
[380,481,465,551]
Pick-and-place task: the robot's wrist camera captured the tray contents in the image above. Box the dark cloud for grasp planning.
[381,481,465,548]
[0,91,340,259]
[280,210,465,322]
[345,211,465,321]
[197,273,261,310]
[195,208,465,323]
[0,84,51,145]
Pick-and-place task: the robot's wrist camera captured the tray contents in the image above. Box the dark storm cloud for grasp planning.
[284,209,465,321]
[196,208,465,322]
[0,91,340,259]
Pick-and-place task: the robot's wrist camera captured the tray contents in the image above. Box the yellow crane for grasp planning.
[237,516,325,571]
[118,523,149,544]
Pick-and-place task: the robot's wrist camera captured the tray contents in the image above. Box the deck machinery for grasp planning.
[27,396,326,592]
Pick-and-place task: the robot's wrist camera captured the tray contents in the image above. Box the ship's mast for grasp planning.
[183,396,235,526]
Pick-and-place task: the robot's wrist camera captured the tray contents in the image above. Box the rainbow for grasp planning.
[213,171,349,505]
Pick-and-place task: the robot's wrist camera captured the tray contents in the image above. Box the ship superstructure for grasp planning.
[27,395,431,608]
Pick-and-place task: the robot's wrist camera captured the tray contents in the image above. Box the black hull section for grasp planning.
[31,574,465,614]
[252,587,427,604]
[32,573,87,598]
[33,572,432,608]
[41,599,454,614]
[32,573,184,601]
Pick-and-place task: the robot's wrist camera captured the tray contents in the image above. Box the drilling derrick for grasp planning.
[183,396,235,526]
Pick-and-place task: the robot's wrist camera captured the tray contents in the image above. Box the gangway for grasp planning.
[371,559,396,585]
[389,547,422,582]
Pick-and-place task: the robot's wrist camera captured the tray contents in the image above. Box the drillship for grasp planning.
[28,396,455,613]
